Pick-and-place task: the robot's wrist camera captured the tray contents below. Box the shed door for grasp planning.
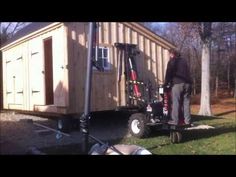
[29,51,45,110]
[43,37,54,105]
[5,56,24,107]
[6,60,14,105]
[14,57,24,105]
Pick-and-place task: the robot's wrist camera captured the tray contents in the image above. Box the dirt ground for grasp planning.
[0,111,130,154]
[191,97,236,116]
[1,98,235,155]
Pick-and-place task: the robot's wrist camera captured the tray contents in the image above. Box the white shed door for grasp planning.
[6,60,14,104]
[29,51,45,110]
[5,56,24,107]
[14,57,24,105]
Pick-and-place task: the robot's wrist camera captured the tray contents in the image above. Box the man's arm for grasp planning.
[164,60,173,86]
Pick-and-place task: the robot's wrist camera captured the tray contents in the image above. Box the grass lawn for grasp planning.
[120,98,236,155]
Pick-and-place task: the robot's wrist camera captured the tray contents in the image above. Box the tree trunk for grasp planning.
[198,42,212,116]
[193,77,196,95]
[227,60,231,96]
[215,75,218,97]
[234,79,236,98]
[215,47,221,98]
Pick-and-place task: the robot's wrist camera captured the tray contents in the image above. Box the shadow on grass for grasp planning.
[146,142,170,151]
[20,111,236,154]
[191,115,224,122]
[181,126,236,143]
[151,125,235,142]
[140,120,236,150]
[38,124,236,154]
[214,110,236,116]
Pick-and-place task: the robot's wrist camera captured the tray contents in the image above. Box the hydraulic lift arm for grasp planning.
[115,43,153,106]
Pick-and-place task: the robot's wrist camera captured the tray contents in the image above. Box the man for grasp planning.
[164,48,192,125]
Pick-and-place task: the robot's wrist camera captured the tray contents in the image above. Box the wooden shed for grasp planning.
[0,22,175,115]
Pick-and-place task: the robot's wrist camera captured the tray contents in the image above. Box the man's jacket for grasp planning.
[164,57,192,86]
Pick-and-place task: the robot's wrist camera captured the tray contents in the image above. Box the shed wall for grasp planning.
[66,22,171,113]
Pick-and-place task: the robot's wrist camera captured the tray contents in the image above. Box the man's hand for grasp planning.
[164,82,171,89]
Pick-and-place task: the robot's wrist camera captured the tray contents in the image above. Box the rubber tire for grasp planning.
[128,113,150,138]
[170,131,182,144]
[170,131,176,143]
[57,116,72,133]
[176,131,182,143]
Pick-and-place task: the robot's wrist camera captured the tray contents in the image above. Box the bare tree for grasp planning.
[148,22,202,95]
[198,22,212,116]
[144,22,235,101]
[0,22,28,47]
[210,22,236,98]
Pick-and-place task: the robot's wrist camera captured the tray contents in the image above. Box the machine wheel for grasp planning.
[57,116,73,133]
[128,113,150,138]
[170,131,182,144]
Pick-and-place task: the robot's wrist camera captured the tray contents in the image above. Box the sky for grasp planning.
[0,22,31,33]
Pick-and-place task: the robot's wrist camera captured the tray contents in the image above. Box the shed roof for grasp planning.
[1,22,175,50]
[1,22,54,48]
